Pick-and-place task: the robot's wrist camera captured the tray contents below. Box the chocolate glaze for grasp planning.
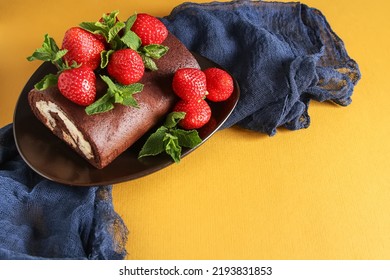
[28,32,200,169]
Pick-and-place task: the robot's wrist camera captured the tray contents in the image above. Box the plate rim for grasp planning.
[13,53,240,186]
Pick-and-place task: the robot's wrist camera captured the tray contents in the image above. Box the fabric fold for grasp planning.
[161,0,360,135]
[0,124,128,260]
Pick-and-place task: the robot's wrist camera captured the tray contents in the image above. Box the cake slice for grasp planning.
[28,32,200,169]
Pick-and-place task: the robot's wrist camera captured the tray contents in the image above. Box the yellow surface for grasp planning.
[1,0,389,260]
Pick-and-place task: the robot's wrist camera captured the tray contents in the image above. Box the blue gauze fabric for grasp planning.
[0,124,128,259]
[161,0,360,135]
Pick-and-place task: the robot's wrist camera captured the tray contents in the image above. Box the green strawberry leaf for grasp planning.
[34,73,59,90]
[142,44,169,59]
[138,112,202,163]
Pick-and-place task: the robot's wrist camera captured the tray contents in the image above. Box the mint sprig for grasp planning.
[27,34,67,68]
[85,75,143,115]
[80,11,168,71]
[120,14,142,50]
[140,44,169,71]
[79,11,140,53]
[80,10,126,51]
[27,34,74,90]
[138,112,202,163]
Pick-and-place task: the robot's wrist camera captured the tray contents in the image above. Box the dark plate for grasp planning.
[13,53,239,186]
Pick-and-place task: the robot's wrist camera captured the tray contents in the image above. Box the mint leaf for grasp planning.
[120,30,142,50]
[34,73,58,90]
[138,127,167,158]
[122,94,139,108]
[138,45,169,71]
[102,10,120,26]
[117,82,144,94]
[53,49,68,62]
[173,129,202,148]
[85,93,114,115]
[120,14,141,50]
[80,11,128,50]
[108,21,125,43]
[100,74,117,90]
[79,21,105,35]
[142,44,169,59]
[140,53,158,71]
[164,112,185,128]
[27,34,70,89]
[85,75,144,115]
[27,34,67,70]
[80,21,109,45]
[113,91,124,104]
[116,82,143,107]
[125,13,137,29]
[138,112,202,163]
[100,49,114,68]
[163,133,181,163]
[114,83,143,107]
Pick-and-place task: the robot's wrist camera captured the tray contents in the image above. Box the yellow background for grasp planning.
[1,0,389,259]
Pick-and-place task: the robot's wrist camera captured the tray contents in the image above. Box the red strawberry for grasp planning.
[62,27,105,70]
[58,66,96,106]
[107,49,145,85]
[172,68,208,101]
[131,13,168,46]
[204,68,234,102]
[173,99,211,130]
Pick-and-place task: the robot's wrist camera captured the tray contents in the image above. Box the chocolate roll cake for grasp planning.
[28,33,200,169]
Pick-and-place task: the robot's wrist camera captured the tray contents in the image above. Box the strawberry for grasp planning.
[172,68,208,101]
[131,13,168,46]
[62,27,105,70]
[57,66,96,106]
[203,67,234,102]
[107,49,145,85]
[173,99,211,130]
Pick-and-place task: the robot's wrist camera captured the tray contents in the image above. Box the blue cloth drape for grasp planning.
[0,124,128,259]
[161,0,360,135]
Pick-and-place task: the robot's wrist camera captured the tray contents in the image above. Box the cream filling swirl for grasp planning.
[35,100,94,160]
